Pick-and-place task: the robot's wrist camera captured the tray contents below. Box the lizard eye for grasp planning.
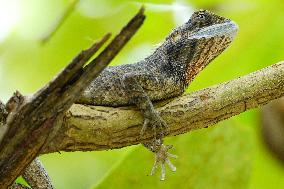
[197,13,206,20]
[192,12,210,29]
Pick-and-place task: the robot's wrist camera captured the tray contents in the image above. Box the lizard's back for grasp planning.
[76,9,238,108]
[77,58,185,107]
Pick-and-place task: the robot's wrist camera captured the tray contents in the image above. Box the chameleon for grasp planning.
[76,9,238,180]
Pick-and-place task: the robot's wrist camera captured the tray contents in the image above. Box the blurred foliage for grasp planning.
[0,0,284,188]
[95,120,251,189]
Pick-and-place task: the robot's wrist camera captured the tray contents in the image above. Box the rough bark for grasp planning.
[22,158,54,189]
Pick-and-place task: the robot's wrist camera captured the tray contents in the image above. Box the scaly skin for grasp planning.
[76,10,238,180]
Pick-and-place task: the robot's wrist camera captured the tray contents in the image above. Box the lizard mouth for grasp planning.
[187,21,238,40]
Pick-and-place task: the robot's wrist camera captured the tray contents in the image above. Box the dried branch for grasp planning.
[43,61,284,153]
[22,158,54,189]
[0,7,145,188]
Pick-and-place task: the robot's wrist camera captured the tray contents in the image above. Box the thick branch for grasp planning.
[44,61,284,153]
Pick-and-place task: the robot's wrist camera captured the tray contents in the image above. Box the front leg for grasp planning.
[122,73,168,136]
[122,73,177,180]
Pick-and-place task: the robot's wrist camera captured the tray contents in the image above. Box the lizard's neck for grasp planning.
[184,35,233,86]
[184,56,210,86]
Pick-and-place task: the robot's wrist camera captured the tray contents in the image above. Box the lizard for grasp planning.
[76,9,238,180]
[0,10,238,188]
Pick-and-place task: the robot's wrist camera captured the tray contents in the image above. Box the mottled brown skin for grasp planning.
[77,10,238,180]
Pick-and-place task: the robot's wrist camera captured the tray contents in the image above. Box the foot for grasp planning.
[145,140,177,181]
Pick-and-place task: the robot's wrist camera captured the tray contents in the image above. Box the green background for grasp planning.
[0,0,283,188]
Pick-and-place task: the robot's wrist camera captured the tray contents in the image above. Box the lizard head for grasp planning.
[163,9,238,85]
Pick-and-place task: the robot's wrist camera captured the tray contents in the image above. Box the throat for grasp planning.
[185,62,205,85]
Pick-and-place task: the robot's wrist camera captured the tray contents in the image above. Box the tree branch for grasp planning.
[22,158,54,189]
[0,7,145,188]
[43,61,284,153]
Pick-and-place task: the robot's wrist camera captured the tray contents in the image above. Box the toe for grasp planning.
[166,159,177,172]
[141,118,149,135]
[160,163,166,181]
[150,155,158,176]
[165,144,173,150]
[161,119,168,130]
[167,152,178,159]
